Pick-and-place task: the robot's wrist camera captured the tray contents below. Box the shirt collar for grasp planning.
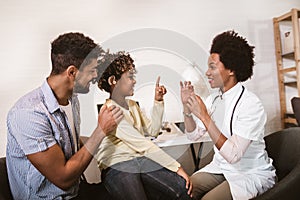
[41,79,78,114]
[105,98,130,110]
[41,79,60,114]
[219,82,242,100]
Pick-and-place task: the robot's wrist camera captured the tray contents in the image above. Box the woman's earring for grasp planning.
[112,80,116,85]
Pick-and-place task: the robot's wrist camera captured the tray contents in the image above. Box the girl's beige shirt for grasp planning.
[95,99,181,172]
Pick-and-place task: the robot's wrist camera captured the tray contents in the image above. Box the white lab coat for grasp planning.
[188,83,276,200]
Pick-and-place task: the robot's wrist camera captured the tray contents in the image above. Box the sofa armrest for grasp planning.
[0,157,13,200]
[252,161,300,200]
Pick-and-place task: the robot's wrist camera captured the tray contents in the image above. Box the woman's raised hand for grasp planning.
[180,81,194,105]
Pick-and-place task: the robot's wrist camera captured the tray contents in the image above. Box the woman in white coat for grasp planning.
[180,30,276,200]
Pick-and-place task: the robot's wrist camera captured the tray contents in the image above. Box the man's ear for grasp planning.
[108,76,117,85]
[67,65,77,78]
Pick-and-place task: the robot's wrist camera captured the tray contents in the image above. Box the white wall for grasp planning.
[1,0,300,157]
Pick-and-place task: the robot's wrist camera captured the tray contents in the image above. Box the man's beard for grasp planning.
[74,83,90,94]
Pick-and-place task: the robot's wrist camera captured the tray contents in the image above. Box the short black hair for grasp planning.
[210,30,255,82]
[50,32,103,75]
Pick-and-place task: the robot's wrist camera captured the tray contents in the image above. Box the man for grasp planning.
[6,32,123,199]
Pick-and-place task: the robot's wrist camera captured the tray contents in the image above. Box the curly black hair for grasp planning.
[50,32,103,75]
[97,51,135,93]
[210,30,255,82]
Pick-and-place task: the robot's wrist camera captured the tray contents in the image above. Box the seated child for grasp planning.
[95,51,192,200]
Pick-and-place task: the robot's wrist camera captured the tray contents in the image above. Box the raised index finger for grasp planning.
[156,76,160,87]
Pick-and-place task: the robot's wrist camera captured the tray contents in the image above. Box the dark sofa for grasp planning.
[1,127,300,199]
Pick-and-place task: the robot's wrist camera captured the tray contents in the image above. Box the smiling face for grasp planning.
[206,53,237,93]
[112,67,136,98]
[74,58,98,94]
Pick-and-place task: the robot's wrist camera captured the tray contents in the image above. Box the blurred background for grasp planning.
[1,0,300,157]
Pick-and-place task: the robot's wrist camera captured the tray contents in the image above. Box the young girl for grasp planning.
[96,51,192,200]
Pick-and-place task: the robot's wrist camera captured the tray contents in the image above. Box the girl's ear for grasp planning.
[108,76,117,85]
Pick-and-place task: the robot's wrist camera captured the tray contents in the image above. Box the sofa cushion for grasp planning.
[0,157,13,200]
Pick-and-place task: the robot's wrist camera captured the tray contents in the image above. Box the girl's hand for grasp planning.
[155,76,167,101]
[177,167,193,197]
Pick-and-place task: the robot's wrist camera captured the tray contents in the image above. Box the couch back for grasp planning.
[291,97,300,126]
[0,157,13,200]
[264,127,300,181]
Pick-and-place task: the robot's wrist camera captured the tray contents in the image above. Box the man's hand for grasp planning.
[155,76,167,101]
[98,105,123,135]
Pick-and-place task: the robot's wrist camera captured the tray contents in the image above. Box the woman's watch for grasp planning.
[183,112,192,117]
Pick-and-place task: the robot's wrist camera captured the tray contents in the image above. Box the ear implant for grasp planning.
[108,76,116,85]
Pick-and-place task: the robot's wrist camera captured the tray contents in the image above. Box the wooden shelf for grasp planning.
[284,113,297,127]
[280,67,297,73]
[284,81,297,88]
[281,52,295,58]
[273,8,300,128]
[274,9,300,21]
